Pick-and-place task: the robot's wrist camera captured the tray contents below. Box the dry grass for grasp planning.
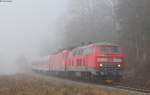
[0,74,128,95]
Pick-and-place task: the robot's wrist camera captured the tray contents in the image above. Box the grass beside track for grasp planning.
[0,73,129,95]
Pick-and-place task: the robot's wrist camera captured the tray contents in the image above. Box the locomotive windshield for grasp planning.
[111,46,120,53]
[100,46,109,54]
[100,46,120,54]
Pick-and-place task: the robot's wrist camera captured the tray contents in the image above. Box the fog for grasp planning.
[0,0,68,74]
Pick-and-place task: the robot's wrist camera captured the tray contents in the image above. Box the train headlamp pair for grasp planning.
[100,64,121,67]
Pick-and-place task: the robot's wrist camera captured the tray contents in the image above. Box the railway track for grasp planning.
[86,81,150,94]
[35,72,150,94]
[82,81,150,94]
[114,84,150,94]
[65,77,150,94]
[67,78,150,94]
[89,81,150,94]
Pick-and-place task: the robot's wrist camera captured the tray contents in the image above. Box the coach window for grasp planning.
[74,50,78,56]
[75,50,77,56]
[84,48,88,55]
[72,50,77,56]
[86,47,91,55]
[84,48,87,55]
[83,48,86,55]
[77,50,80,56]
[89,47,92,54]
[79,49,83,55]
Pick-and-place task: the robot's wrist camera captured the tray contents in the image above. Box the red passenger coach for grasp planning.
[50,50,68,72]
[31,56,50,72]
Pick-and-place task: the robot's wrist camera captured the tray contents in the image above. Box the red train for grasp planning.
[32,43,125,82]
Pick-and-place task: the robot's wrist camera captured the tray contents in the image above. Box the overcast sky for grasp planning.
[0,0,68,74]
[0,0,68,57]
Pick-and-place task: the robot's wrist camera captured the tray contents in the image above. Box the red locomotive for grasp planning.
[32,43,125,82]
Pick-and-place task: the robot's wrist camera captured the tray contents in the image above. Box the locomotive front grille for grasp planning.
[99,64,122,76]
[105,64,121,71]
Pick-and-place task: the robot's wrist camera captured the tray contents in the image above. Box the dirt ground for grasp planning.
[0,73,135,95]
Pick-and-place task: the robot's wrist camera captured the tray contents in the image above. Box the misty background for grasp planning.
[0,0,68,74]
[0,0,150,87]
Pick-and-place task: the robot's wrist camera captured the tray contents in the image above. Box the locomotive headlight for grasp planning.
[97,58,107,62]
[117,64,121,67]
[113,58,122,62]
[99,63,103,67]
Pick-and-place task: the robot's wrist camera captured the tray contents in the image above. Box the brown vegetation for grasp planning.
[0,74,128,95]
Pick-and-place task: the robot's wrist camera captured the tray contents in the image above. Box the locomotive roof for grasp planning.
[72,42,119,50]
[93,42,119,46]
[52,42,119,53]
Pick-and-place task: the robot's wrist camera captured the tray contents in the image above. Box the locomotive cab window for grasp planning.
[111,46,120,53]
[100,46,109,54]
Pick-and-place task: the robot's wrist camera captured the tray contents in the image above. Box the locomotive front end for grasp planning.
[96,44,125,82]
